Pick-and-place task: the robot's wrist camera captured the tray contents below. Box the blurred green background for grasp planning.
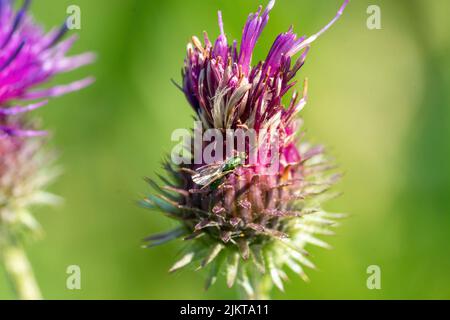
[1,0,450,299]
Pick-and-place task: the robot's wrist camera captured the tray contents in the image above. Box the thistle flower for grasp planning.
[143,0,348,298]
[0,0,94,299]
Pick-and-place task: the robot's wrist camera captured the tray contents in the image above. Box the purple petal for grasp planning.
[0,100,48,115]
[286,0,349,57]
[23,77,95,100]
[212,11,228,61]
[0,125,47,137]
[238,0,275,74]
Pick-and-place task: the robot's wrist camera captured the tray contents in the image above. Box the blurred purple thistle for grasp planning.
[0,0,94,300]
[0,0,95,136]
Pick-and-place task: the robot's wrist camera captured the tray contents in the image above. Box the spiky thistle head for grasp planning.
[0,0,94,243]
[143,0,348,297]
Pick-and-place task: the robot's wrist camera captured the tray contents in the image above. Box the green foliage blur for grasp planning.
[1,0,450,299]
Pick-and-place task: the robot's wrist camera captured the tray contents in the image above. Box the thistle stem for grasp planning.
[1,241,42,300]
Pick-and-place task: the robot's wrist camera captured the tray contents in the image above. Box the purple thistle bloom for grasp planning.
[0,0,94,299]
[0,0,95,137]
[145,0,348,297]
[0,0,94,219]
[183,0,348,135]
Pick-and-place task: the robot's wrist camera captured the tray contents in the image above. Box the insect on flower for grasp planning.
[142,0,349,298]
[192,152,247,190]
